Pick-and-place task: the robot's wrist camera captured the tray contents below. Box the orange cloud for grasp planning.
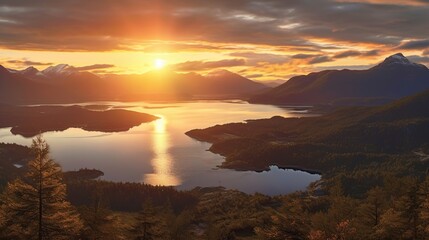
[171,59,246,71]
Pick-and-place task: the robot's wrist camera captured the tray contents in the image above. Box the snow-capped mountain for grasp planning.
[374,53,428,70]
[41,64,77,77]
[250,53,429,105]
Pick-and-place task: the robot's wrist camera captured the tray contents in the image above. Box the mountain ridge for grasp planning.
[0,64,268,104]
[250,53,429,106]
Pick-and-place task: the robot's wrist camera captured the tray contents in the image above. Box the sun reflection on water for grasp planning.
[143,117,181,186]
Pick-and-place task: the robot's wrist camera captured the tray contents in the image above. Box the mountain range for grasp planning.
[0,65,268,104]
[2,53,429,105]
[251,53,429,106]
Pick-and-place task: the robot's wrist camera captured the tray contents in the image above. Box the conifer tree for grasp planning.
[133,201,168,240]
[0,136,83,240]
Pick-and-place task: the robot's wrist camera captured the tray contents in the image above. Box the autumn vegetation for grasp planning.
[1,134,429,239]
[2,89,429,239]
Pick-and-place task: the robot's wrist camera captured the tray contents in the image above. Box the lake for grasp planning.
[0,101,320,195]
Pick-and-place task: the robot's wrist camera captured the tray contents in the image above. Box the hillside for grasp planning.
[187,89,429,172]
[250,53,429,105]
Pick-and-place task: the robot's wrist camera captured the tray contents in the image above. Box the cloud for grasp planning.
[424,49,429,55]
[408,55,429,63]
[333,49,380,58]
[140,42,238,53]
[171,59,246,71]
[6,59,53,66]
[291,54,317,59]
[363,50,380,56]
[74,64,115,71]
[0,0,428,51]
[308,55,332,64]
[230,52,290,64]
[244,73,263,78]
[398,39,429,49]
[336,0,429,6]
[333,51,362,59]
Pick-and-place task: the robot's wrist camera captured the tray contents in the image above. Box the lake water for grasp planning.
[0,101,320,195]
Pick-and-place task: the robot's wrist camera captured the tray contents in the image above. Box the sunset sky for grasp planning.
[0,0,428,81]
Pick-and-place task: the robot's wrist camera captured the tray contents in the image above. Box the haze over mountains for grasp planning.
[0,64,268,104]
[251,53,429,106]
[2,53,429,105]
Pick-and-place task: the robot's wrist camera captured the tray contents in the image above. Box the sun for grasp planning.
[154,58,166,69]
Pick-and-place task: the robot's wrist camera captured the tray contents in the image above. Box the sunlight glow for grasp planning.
[154,58,166,69]
[144,117,181,186]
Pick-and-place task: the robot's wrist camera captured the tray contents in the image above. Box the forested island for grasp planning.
[0,105,158,137]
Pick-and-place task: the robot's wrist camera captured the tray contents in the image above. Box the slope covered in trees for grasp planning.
[187,89,429,173]
[1,131,429,239]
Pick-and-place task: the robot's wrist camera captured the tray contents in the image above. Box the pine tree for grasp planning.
[133,201,168,240]
[0,136,83,240]
[418,176,429,238]
[356,186,386,238]
[79,186,127,240]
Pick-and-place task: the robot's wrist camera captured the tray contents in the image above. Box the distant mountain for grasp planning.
[186,70,269,96]
[261,80,286,88]
[250,53,429,105]
[41,64,75,77]
[0,65,50,103]
[0,64,267,104]
[103,69,268,101]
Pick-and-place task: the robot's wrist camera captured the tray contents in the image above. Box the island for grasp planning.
[0,104,158,137]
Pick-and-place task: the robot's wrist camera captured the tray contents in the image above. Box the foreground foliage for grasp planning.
[0,136,82,239]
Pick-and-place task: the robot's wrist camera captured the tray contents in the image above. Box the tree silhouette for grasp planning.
[133,201,168,240]
[0,136,83,239]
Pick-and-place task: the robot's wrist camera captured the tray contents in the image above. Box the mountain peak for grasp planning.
[378,53,424,68]
[42,64,74,76]
[20,66,40,75]
[0,65,10,75]
[383,53,410,64]
[372,52,428,70]
[207,69,235,77]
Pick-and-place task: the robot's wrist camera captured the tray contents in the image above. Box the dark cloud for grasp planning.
[291,54,317,59]
[333,49,380,58]
[171,59,246,71]
[308,55,332,64]
[408,55,429,63]
[6,59,53,66]
[398,39,429,49]
[141,42,239,52]
[230,52,290,64]
[333,51,362,59]
[75,64,115,71]
[363,50,380,56]
[0,0,427,51]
